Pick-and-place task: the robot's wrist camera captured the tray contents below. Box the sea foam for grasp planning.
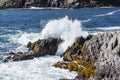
[8,16,88,55]
[0,56,77,80]
[94,9,120,17]
[40,16,88,55]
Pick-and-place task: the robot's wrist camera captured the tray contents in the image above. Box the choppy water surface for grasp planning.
[0,7,120,80]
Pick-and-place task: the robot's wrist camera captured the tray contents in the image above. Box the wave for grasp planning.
[9,32,41,46]
[94,9,120,17]
[40,16,88,55]
[8,16,88,55]
[84,26,120,36]
[91,26,120,31]
[96,26,120,30]
[30,6,63,10]
[82,19,92,23]
[7,20,120,55]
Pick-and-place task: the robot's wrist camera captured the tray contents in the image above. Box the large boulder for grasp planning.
[81,31,120,79]
[3,37,62,62]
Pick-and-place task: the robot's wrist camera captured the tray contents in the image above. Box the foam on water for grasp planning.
[82,19,92,23]
[8,16,88,55]
[0,17,82,79]
[85,26,120,32]
[40,16,88,54]
[8,31,41,46]
[96,26,120,30]
[94,9,120,17]
[30,6,64,10]
[0,56,77,80]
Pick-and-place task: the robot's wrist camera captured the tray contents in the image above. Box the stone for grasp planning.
[2,37,62,62]
[0,0,24,9]
[1,0,120,9]
[53,60,96,78]
[27,37,62,56]
[62,36,92,61]
[74,74,87,80]
[59,31,120,79]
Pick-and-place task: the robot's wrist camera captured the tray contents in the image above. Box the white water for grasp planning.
[94,9,120,17]
[0,56,77,80]
[8,16,88,55]
[40,16,88,54]
[0,16,87,79]
[9,32,41,46]
[86,26,120,31]
[30,6,63,10]
[82,19,92,23]
[96,26,120,30]
[8,16,120,55]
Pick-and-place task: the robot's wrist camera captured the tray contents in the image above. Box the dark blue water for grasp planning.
[0,7,120,60]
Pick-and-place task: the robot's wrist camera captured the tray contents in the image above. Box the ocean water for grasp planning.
[0,7,120,80]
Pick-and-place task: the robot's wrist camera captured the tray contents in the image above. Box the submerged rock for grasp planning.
[3,37,62,62]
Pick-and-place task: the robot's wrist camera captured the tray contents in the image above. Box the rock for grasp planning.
[61,31,120,79]
[1,0,120,9]
[2,37,62,62]
[3,52,35,62]
[62,36,92,61]
[53,60,96,78]
[74,74,87,80]
[0,0,25,9]
[53,61,68,69]
[81,31,120,62]
[59,79,69,80]
[27,37,62,56]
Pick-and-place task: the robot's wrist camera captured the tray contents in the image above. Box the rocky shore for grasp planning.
[2,30,120,79]
[0,0,120,9]
[3,37,62,62]
[54,31,120,79]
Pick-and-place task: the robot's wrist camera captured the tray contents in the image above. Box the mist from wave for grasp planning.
[8,16,88,55]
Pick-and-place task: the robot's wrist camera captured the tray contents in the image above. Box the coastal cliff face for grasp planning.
[0,0,120,9]
[0,0,25,9]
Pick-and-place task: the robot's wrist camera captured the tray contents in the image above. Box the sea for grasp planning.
[0,7,120,80]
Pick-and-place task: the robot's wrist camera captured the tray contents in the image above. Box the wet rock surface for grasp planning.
[62,35,92,61]
[3,37,62,62]
[2,30,120,79]
[55,31,120,79]
[27,37,62,56]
